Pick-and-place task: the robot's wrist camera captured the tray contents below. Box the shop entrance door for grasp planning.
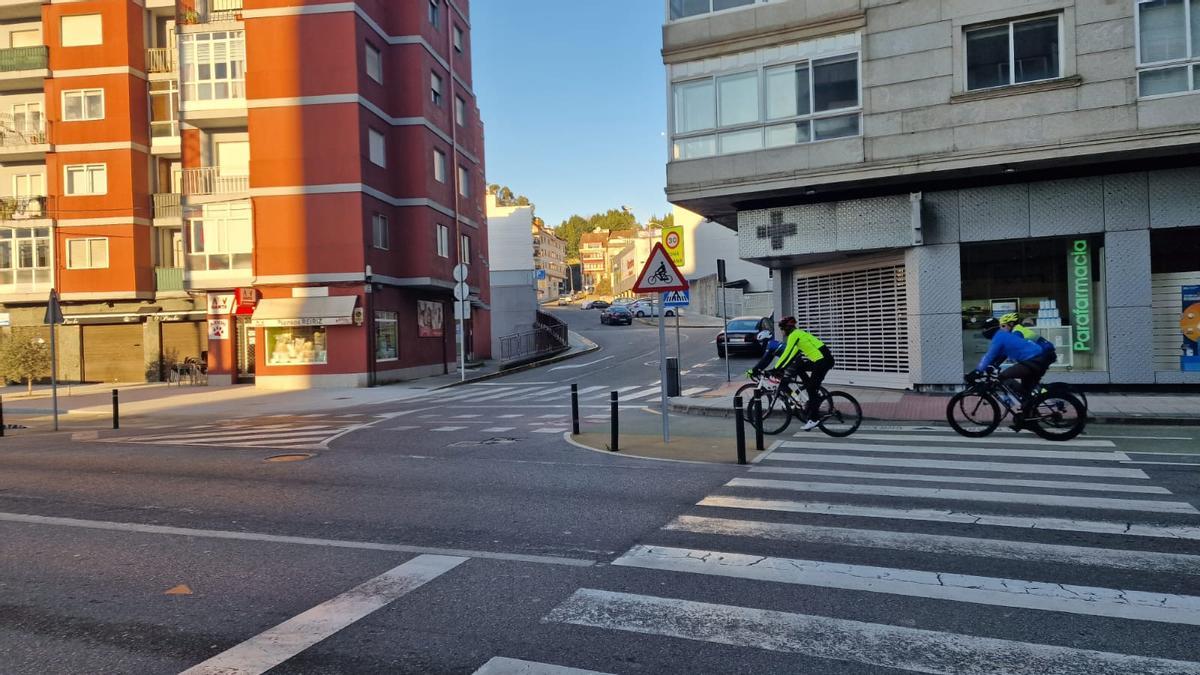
[236,317,255,382]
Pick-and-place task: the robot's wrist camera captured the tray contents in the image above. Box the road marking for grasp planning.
[842,433,1115,448]
[498,414,525,419]
[726,478,1198,514]
[150,430,338,445]
[546,590,1200,675]
[431,426,467,432]
[698,496,1200,540]
[779,441,1129,462]
[0,511,596,566]
[181,555,466,675]
[533,428,570,434]
[549,355,614,371]
[581,385,641,400]
[1090,434,1195,441]
[481,427,516,433]
[387,425,418,431]
[1128,461,1200,467]
[472,657,613,675]
[622,387,663,400]
[680,387,709,396]
[124,425,336,441]
[540,413,565,418]
[453,414,483,419]
[665,515,1200,574]
[760,452,1150,478]
[614,545,1200,626]
[470,388,521,402]
[749,465,1169,494]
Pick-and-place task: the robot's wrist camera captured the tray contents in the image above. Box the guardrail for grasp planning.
[498,310,569,365]
[0,46,47,73]
[178,0,243,24]
[155,266,184,291]
[153,193,181,219]
[177,167,249,196]
[146,48,176,74]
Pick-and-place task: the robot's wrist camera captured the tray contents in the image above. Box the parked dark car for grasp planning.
[600,305,633,325]
[715,316,772,357]
[591,300,611,309]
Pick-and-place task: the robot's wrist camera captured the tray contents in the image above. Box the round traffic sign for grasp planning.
[453,283,469,301]
[665,231,680,249]
[453,263,469,283]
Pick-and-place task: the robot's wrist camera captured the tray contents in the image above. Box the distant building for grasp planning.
[486,194,537,356]
[532,220,567,301]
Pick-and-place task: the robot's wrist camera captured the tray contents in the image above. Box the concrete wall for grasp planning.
[488,269,537,357]
[486,197,535,272]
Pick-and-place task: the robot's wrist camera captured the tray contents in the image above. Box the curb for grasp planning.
[433,333,600,390]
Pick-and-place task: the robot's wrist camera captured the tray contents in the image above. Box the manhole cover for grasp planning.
[265,453,313,462]
[450,437,520,447]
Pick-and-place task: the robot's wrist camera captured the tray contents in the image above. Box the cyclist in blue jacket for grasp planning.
[969,317,1056,404]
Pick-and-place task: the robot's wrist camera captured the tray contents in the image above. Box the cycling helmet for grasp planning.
[778,316,797,330]
[755,329,772,344]
[980,317,1001,339]
[999,312,1021,326]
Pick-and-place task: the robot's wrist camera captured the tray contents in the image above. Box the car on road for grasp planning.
[557,296,571,306]
[627,299,676,318]
[600,305,633,325]
[587,299,611,310]
[716,316,772,357]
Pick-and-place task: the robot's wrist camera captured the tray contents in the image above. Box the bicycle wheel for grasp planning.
[946,389,1000,438]
[1025,391,1086,442]
[1043,382,1088,415]
[817,391,862,438]
[734,384,791,435]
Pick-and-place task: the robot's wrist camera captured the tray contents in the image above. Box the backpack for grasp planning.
[1035,336,1058,363]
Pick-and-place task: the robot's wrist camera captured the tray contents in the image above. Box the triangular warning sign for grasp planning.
[633,242,689,294]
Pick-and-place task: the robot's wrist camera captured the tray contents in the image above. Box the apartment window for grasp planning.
[459,233,470,265]
[965,15,1061,91]
[10,30,39,49]
[375,311,398,361]
[13,173,43,199]
[368,128,386,167]
[429,0,440,27]
[457,165,469,197]
[64,164,106,196]
[187,201,252,271]
[66,237,108,269]
[0,227,51,290]
[436,224,450,257]
[365,42,383,83]
[671,53,861,160]
[455,96,466,126]
[434,149,447,182]
[372,213,389,250]
[670,0,756,20]
[179,31,246,102]
[61,14,102,47]
[150,80,180,138]
[431,72,443,106]
[11,102,41,136]
[1136,0,1200,96]
[453,25,464,51]
[62,89,103,122]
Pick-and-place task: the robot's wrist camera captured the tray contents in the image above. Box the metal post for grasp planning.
[0,395,5,438]
[734,396,746,465]
[111,389,119,430]
[722,283,730,383]
[753,398,765,452]
[609,390,619,452]
[674,308,681,360]
[49,323,59,431]
[658,295,670,443]
[570,383,580,435]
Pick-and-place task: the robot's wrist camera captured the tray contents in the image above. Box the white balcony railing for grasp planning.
[177,167,248,196]
[147,47,177,74]
[0,115,45,147]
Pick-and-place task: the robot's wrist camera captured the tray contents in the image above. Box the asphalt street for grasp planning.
[0,309,1198,674]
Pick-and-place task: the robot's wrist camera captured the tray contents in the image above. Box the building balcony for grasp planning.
[177,167,249,197]
[146,47,176,74]
[0,120,47,161]
[178,0,242,25]
[0,195,45,221]
[155,266,184,292]
[153,193,181,220]
[0,44,46,72]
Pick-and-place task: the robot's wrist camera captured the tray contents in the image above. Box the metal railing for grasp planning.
[0,116,45,147]
[146,48,176,74]
[0,196,45,220]
[153,193,181,219]
[0,46,47,73]
[178,0,243,24]
[155,266,184,291]
[499,310,569,365]
[177,167,249,196]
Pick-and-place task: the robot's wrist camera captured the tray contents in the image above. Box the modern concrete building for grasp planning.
[0,0,490,388]
[663,0,1200,389]
[532,217,566,301]
[485,192,536,353]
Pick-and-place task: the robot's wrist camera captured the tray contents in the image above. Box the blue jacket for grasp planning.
[975,330,1049,372]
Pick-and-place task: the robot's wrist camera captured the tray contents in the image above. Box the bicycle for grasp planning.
[946,368,1087,441]
[734,372,862,438]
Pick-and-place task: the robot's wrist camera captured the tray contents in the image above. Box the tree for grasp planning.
[0,329,52,395]
[595,278,613,296]
[648,212,675,229]
[554,214,594,258]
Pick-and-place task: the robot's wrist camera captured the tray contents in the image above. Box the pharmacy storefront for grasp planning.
[249,294,362,388]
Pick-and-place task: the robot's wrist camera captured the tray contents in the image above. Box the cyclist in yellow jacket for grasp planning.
[770,316,835,431]
[1000,312,1036,339]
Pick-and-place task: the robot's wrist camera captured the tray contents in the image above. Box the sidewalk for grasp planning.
[665,381,1200,425]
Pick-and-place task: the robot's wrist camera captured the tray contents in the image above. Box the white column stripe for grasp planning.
[665,516,1200,575]
[779,441,1128,462]
[844,433,1116,448]
[546,590,1200,675]
[181,555,466,675]
[472,657,613,675]
[760,453,1150,479]
[749,466,1170,494]
[696,496,1200,541]
[725,478,1198,514]
[613,545,1200,626]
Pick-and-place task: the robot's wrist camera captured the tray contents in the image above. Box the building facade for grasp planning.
[0,0,489,388]
[532,218,566,301]
[485,192,536,353]
[663,0,1200,389]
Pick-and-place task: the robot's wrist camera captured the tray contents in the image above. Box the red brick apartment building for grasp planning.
[0,0,489,387]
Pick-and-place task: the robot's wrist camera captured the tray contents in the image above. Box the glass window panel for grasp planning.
[813,114,861,140]
[966,25,1011,89]
[67,239,86,267]
[90,239,107,267]
[1139,0,1187,63]
[718,128,762,154]
[90,166,106,194]
[267,326,328,365]
[0,241,10,269]
[64,94,82,121]
[1192,0,1200,57]
[717,71,759,126]
[812,56,859,111]
[86,91,103,118]
[765,64,810,119]
[673,135,716,160]
[713,0,755,9]
[18,240,32,267]
[1139,65,1190,95]
[765,121,811,147]
[1013,17,1059,82]
[673,79,714,133]
[231,253,252,269]
[670,0,711,20]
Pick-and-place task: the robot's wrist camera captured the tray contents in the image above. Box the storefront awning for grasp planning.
[250,296,357,328]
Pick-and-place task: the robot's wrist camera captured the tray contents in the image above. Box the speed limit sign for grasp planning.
[661,225,685,266]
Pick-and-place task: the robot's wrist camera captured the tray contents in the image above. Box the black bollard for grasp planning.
[570,384,580,436]
[734,396,747,465]
[610,390,619,452]
[0,395,5,438]
[112,389,119,430]
[753,398,765,452]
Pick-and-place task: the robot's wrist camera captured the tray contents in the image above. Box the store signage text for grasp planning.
[1068,239,1092,352]
[251,317,353,328]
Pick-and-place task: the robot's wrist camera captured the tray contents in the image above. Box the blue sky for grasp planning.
[472,1,672,228]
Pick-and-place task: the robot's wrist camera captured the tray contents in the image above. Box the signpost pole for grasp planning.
[45,289,62,432]
[718,259,730,382]
[675,308,681,360]
[658,294,670,444]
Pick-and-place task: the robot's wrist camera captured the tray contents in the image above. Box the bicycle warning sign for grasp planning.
[632,242,689,294]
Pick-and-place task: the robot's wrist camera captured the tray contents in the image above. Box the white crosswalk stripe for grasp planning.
[541,434,1200,672]
[414,381,710,405]
[106,423,355,450]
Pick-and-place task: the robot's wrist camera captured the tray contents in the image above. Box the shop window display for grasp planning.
[266,326,328,365]
[1151,228,1200,372]
[961,235,1107,372]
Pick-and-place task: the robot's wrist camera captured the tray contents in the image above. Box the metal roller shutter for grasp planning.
[161,321,208,363]
[795,263,909,383]
[82,324,145,383]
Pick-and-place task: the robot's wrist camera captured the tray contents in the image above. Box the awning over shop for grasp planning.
[250,296,357,328]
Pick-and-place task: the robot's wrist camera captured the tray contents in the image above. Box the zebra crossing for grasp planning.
[102,414,379,450]
[417,381,711,405]
[539,430,1200,673]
